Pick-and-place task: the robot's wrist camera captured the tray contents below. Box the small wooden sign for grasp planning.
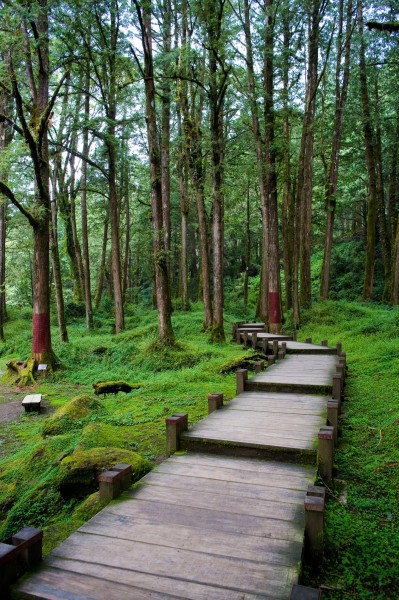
[38,364,47,371]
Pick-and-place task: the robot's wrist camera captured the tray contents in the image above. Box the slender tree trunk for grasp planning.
[264,0,281,333]
[81,62,93,329]
[161,0,172,281]
[392,219,399,305]
[95,212,109,309]
[177,105,189,310]
[388,112,399,243]
[243,0,268,323]
[108,2,124,333]
[50,193,68,342]
[281,5,293,312]
[69,151,85,301]
[358,0,377,300]
[320,0,353,299]
[122,162,131,305]
[135,0,174,344]
[243,181,250,307]
[298,0,320,309]
[0,92,12,340]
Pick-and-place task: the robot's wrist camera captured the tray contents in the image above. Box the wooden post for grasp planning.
[336,363,345,383]
[281,342,287,357]
[291,330,297,341]
[339,351,347,369]
[165,413,188,455]
[252,332,258,348]
[332,373,343,405]
[267,355,276,366]
[278,350,285,360]
[243,332,249,347]
[327,400,339,444]
[254,361,264,374]
[305,337,312,343]
[321,339,328,347]
[0,527,43,591]
[236,329,241,344]
[98,470,124,501]
[236,369,248,394]
[262,338,268,354]
[272,340,279,355]
[113,463,132,491]
[208,393,224,414]
[318,426,334,480]
[304,490,325,561]
[336,341,342,354]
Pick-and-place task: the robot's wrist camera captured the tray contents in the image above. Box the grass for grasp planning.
[0,298,398,598]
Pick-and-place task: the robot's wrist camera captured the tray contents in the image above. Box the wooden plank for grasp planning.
[139,471,307,504]
[80,512,303,566]
[126,481,305,522]
[49,532,298,597]
[157,457,314,487]
[203,411,326,428]
[181,429,318,451]
[60,557,291,600]
[106,497,305,541]
[167,453,314,478]
[185,421,323,441]
[17,562,276,600]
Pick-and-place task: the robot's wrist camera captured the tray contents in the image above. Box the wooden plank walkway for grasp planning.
[14,330,339,599]
[246,333,337,355]
[16,454,314,599]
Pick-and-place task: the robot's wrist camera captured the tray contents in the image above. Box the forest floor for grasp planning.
[0,300,398,599]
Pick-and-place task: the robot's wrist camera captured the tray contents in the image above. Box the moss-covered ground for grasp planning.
[0,299,398,598]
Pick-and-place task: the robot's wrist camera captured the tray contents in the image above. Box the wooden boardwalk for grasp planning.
[15,328,340,599]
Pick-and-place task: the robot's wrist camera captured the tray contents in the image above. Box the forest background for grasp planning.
[0,0,398,598]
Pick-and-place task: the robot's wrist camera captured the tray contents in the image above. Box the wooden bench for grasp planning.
[22,394,42,413]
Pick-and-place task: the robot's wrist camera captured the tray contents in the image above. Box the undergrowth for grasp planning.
[0,299,398,598]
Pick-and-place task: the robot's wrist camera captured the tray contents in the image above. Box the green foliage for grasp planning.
[299,300,399,598]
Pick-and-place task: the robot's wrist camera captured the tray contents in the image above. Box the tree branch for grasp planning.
[0,181,38,227]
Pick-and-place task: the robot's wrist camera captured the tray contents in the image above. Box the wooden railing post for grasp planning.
[281,342,287,357]
[336,341,342,354]
[262,339,268,354]
[208,393,224,414]
[327,400,339,444]
[305,337,312,344]
[321,339,328,347]
[318,426,334,480]
[291,330,297,341]
[166,413,188,455]
[267,355,276,366]
[252,332,258,348]
[254,361,264,374]
[0,527,43,591]
[304,485,326,563]
[272,340,279,356]
[236,369,248,394]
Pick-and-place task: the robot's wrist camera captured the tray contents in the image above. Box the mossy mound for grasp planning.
[0,480,16,514]
[43,395,101,436]
[78,423,133,451]
[219,352,267,374]
[43,492,108,555]
[57,447,151,498]
[93,380,142,396]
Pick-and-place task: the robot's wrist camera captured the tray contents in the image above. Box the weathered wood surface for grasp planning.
[15,454,313,599]
[244,355,338,393]
[247,334,337,354]
[181,389,327,456]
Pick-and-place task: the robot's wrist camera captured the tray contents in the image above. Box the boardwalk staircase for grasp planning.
[7,322,346,600]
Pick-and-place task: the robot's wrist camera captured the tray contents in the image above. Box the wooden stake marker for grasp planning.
[267,355,276,366]
[321,340,328,347]
[281,341,287,357]
[304,491,325,562]
[332,373,343,405]
[236,369,248,394]
[305,337,312,344]
[336,341,342,354]
[318,426,334,480]
[272,340,279,355]
[327,400,339,444]
[254,361,264,374]
[165,413,188,455]
[208,393,224,414]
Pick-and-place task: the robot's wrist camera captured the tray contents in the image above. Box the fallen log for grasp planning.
[93,381,142,396]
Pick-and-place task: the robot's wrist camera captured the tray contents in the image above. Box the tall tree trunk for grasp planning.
[298,0,320,309]
[243,181,250,307]
[358,0,377,300]
[50,191,68,342]
[122,158,131,305]
[161,0,172,281]
[320,0,353,299]
[264,0,281,333]
[243,0,269,323]
[108,2,124,333]
[208,0,227,342]
[81,61,93,329]
[388,112,399,244]
[69,150,85,301]
[95,212,109,309]
[281,3,294,312]
[177,104,189,310]
[0,92,13,340]
[135,0,174,344]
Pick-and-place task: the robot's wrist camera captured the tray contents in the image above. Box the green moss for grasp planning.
[57,447,151,496]
[78,423,134,451]
[43,395,102,436]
